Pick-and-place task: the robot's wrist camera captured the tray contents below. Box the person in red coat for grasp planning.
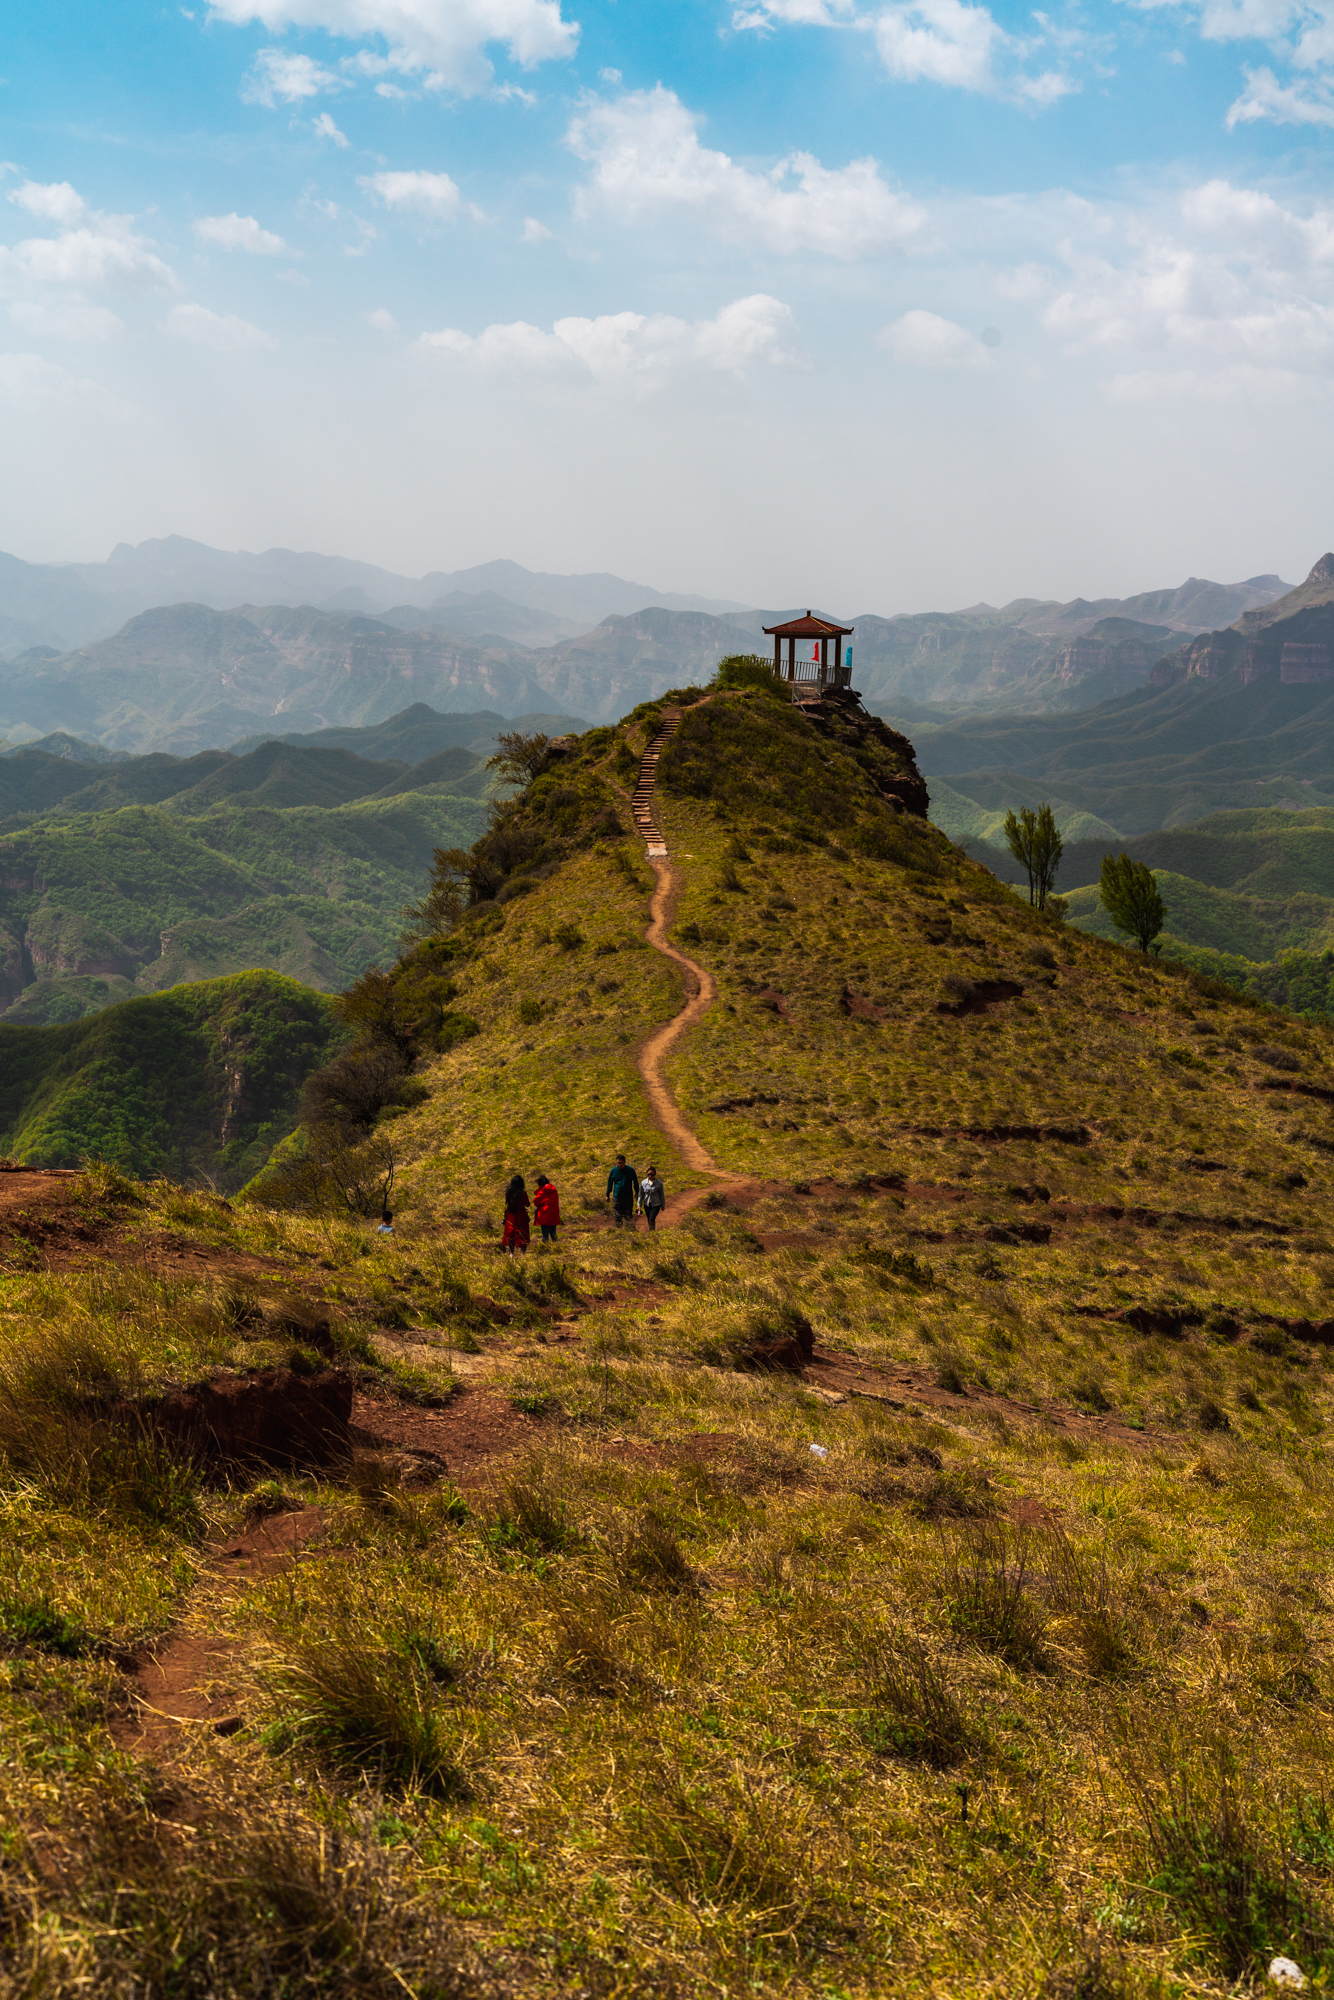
[502,1174,530,1254]
[533,1174,560,1244]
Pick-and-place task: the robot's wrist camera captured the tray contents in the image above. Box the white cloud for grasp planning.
[879,307,994,365]
[0,181,175,339]
[733,0,854,22]
[360,168,461,216]
[1022,179,1334,380]
[369,306,398,329]
[194,211,290,254]
[873,0,1002,88]
[9,180,89,227]
[242,47,342,103]
[165,302,276,349]
[209,0,579,93]
[522,214,552,242]
[733,0,1078,100]
[313,110,351,143]
[419,293,801,386]
[566,86,923,258]
[1227,62,1334,122]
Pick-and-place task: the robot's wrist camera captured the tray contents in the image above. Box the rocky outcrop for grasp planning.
[1281,641,1334,683]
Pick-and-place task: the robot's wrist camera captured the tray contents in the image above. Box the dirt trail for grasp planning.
[630,709,762,1220]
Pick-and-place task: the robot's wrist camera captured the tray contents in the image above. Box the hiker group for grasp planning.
[500,1154,665,1252]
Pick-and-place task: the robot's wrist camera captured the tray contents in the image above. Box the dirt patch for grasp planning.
[213,1504,331,1580]
[936,980,1025,1018]
[351,1385,539,1490]
[113,1633,242,1755]
[124,1367,353,1469]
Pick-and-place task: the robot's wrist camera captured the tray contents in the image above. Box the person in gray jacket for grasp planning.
[639,1165,665,1231]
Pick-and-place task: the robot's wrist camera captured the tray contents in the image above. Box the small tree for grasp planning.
[400,844,471,943]
[1099,853,1166,953]
[486,731,550,785]
[1002,804,1064,910]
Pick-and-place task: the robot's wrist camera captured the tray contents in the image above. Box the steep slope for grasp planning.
[0,969,345,1184]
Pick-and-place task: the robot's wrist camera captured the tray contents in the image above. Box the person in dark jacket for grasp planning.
[502,1174,530,1254]
[605,1153,639,1228]
[533,1174,560,1244]
[639,1166,665,1230]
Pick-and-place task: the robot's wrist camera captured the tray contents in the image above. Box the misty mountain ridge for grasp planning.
[0,536,750,658]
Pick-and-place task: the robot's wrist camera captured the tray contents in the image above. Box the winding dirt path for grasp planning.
[629,709,763,1220]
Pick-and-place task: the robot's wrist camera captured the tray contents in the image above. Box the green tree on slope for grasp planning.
[1100,851,1166,953]
[1003,804,1064,910]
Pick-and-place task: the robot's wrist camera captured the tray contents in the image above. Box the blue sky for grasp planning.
[1,0,1331,609]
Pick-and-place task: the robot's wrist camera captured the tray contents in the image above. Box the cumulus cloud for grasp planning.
[369,307,398,329]
[211,0,579,93]
[1016,178,1334,387]
[566,86,922,258]
[0,181,175,340]
[733,0,1078,102]
[872,0,1002,89]
[419,293,801,387]
[1227,62,1334,122]
[165,302,276,349]
[360,169,463,216]
[522,215,552,242]
[194,212,289,254]
[312,111,351,143]
[879,307,994,365]
[9,180,89,227]
[1124,0,1334,128]
[241,47,342,102]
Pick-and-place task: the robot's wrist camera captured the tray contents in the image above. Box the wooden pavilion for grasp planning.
[763,611,855,694]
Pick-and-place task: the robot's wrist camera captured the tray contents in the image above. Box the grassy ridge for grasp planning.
[8,690,1334,1994]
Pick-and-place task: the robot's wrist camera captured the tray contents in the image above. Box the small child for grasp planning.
[533,1174,561,1245]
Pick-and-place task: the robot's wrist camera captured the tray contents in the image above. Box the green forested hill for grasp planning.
[0,969,346,1185]
[0,791,492,1024]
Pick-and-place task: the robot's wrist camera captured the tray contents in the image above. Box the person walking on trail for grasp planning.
[605,1153,639,1229]
[639,1165,666,1231]
[533,1174,560,1245]
[502,1174,530,1254]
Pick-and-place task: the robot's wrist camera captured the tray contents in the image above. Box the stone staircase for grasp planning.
[631,706,680,859]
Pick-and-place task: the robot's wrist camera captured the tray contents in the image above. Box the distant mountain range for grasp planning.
[905,558,1334,841]
[0,537,748,658]
[0,535,1299,743]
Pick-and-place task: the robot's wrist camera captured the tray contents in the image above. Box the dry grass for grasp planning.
[6,702,1334,1991]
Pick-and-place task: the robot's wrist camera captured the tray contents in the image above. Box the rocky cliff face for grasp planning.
[1150,555,1334,692]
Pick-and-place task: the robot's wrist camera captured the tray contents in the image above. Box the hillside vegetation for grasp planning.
[0,729,507,1023]
[8,684,1334,1997]
[0,969,345,1184]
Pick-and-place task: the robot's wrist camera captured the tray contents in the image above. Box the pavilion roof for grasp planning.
[762,610,855,638]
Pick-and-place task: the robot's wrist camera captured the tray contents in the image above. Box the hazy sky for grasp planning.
[1,0,1331,610]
